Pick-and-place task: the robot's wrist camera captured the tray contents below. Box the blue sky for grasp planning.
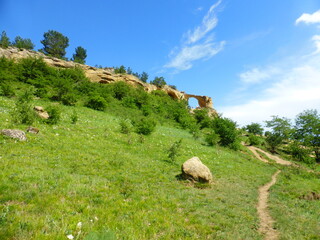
[1,0,320,126]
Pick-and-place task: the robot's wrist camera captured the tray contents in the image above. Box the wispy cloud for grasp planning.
[186,0,222,44]
[239,67,279,84]
[311,35,320,54]
[221,60,320,126]
[296,9,320,25]
[220,15,320,126]
[165,41,225,71]
[164,0,225,71]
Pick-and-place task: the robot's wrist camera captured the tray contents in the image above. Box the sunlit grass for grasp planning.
[0,96,319,239]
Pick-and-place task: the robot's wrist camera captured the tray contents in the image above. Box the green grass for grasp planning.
[0,96,319,239]
[270,167,320,240]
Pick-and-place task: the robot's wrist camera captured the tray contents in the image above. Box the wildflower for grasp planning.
[77,222,82,229]
[67,234,74,239]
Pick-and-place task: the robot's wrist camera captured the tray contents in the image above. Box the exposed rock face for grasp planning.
[181,157,213,183]
[1,129,27,141]
[34,106,49,119]
[0,47,217,113]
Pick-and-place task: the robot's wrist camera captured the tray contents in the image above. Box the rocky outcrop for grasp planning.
[181,157,213,183]
[1,129,27,141]
[0,47,217,113]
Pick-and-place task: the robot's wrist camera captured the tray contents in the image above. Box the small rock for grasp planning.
[26,126,39,134]
[1,129,27,141]
[34,106,49,119]
[181,157,213,183]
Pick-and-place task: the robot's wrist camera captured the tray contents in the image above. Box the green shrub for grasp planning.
[167,139,183,162]
[112,81,131,100]
[205,131,220,146]
[248,134,262,146]
[61,93,77,106]
[150,76,166,88]
[119,119,132,134]
[122,96,137,109]
[141,105,152,116]
[0,83,15,97]
[288,141,314,164]
[194,109,211,129]
[85,95,107,111]
[114,65,126,74]
[70,111,78,124]
[11,89,36,125]
[133,117,156,135]
[12,36,35,50]
[266,133,283,153]
[45,106,61,125]
[17,57,51,83]
[34,87,49,98]
[245,123,264,135]
[189,124,201,140]
[211,117,240,150]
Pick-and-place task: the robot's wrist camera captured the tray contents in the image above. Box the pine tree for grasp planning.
[40,30,69,59]
[12,36,35,50]
[0,31,10,48]
[72,46,87,64]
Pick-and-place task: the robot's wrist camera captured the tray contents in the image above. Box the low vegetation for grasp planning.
[0,50,319,239]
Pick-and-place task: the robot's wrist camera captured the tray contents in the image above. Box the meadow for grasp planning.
[0,95,319,240]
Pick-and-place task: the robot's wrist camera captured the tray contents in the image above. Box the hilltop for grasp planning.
[0,47,217,115]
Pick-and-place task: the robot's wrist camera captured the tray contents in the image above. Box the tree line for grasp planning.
[0,30,87,64]
[244,111,320,164]
[1,30,173,88]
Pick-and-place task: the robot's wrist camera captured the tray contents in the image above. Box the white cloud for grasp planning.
[186,0,221,44]
[296,9,320,25]
[164,0,225,72]
[221,58,320,127]
[311,35,320,54]
[219,12,320,126]
[239,67,279,84]
[164,41,225,70]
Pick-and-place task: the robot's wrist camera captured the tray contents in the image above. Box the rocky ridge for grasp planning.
[0,47,217,114]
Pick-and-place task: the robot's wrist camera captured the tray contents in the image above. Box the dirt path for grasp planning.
[257,170,281,240]
[245,144,318,239]
[247,145,292,166]
[247,146,269,163]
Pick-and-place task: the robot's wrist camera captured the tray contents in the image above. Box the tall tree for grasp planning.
[40,30,69,59]
[71,46,87,64]
[0,31,10,48]
[150,76,166,88]
[265,116,292,140]
[293,109,320,162]
[265,116,292,152]
[245,123,264,135]
[12,36,34,50]
[140,72,148,83]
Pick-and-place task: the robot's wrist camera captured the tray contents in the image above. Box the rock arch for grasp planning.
[184,94,213,109]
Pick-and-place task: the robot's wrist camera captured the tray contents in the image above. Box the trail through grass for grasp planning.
[1,96,319,239]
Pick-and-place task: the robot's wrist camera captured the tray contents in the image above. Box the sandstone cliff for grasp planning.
[0,47,217,115]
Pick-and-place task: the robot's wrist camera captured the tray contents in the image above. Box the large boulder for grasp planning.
[1,129,27,141]
[181,157,213,183]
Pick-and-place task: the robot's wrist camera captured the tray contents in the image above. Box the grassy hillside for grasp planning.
[0,95,319,240]
[0,56,319,239]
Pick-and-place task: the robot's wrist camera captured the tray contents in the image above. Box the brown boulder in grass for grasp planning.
[181,157,213,183]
